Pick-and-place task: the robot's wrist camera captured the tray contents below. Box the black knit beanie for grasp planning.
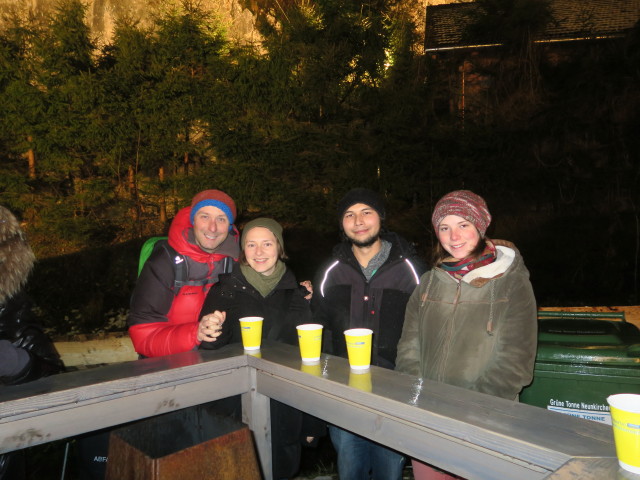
[337,188,385,221]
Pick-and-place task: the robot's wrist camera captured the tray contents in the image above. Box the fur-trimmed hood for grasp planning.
[0,206,35,305]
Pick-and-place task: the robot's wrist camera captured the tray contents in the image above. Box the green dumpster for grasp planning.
[520,311,640,425]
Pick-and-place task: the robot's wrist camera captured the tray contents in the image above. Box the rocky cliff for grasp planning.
[0,0,261,45]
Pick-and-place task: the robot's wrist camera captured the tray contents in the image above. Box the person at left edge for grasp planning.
[0,206,65,480]
[128,188,240,358]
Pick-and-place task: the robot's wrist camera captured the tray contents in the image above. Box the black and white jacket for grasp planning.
[312,232,425,369]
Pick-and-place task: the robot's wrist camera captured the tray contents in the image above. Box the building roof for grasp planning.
[426,0,640,51]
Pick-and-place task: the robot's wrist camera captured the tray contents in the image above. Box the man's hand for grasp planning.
[197,311,226,342]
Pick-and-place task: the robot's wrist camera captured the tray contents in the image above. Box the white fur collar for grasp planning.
[462,245,515,284]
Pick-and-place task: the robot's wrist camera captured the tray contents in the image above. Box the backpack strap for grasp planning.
[222,256,234,274]
[156,242,189,296]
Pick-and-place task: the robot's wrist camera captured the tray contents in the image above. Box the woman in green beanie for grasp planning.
[198,217,323,480]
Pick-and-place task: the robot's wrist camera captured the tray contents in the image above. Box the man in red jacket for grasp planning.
[128,189,240,358]
[79,190,240,480]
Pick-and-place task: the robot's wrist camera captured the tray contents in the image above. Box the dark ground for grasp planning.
[22,435,413,480]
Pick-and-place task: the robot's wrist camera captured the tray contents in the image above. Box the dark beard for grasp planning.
[350,233,380,248]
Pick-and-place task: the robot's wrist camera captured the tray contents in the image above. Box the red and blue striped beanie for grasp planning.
[190,189,236,229]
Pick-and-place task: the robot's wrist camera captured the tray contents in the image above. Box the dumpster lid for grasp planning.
[536,318,640,366]
[538,318,640,345]
[535,343,640,366]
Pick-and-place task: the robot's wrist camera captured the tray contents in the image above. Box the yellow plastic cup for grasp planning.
[297,324,323,363]
[344,328,373,370]
[607,393,640,474]
[239,316,263,351]
[348,369,372,392]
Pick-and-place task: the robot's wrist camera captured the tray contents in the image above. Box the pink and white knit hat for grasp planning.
[431,190,492,236]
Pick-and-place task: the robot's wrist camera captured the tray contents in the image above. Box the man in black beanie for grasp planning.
[312,188,426,480]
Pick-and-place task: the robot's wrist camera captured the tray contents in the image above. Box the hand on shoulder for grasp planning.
[299,280,313,300]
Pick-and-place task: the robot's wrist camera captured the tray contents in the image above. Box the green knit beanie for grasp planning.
[241,218,285,250]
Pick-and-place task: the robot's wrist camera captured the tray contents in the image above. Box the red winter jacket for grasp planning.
[128,207,239,358]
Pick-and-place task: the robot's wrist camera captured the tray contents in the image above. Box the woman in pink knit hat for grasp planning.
[395,190,538,480]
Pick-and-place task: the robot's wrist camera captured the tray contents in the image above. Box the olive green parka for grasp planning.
[395,240,537,400]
